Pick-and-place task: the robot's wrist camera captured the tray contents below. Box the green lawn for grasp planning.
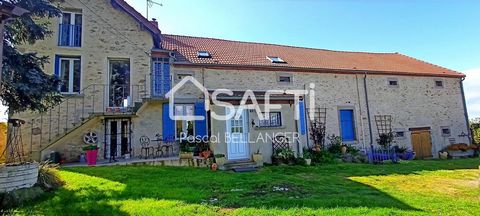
[12,158,480,215]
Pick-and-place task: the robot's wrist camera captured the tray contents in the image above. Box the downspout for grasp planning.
[355,74,367,150]
[363,73,373,146]
[460,77,472,144]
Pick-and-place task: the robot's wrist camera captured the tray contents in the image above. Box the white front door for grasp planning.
[226,107,249,160]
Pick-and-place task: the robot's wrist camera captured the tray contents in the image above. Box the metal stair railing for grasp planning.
[27,83,148,155]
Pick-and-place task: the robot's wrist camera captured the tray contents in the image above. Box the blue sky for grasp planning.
[1,0,479,120]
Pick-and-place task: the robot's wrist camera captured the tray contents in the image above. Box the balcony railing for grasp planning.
[58,24,82,47]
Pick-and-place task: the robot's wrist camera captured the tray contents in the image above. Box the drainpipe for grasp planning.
[460,77,472,144]
[363,73,373,146]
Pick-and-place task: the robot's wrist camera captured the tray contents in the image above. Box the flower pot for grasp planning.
[124,153,131,160]
[252,153,263,167]
[341,146,347,154]
[180,152,193,159]
[86,149,98,166]
[305,158,312,166]
[211,163,218,171]
[215,157,226,166]
[438,151,448,159]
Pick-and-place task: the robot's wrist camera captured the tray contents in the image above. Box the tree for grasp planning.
[470,118,480,144]
[0,0,63,115]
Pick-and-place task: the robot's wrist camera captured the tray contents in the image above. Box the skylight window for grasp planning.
[267,56,286,63]
[197,51,211,58]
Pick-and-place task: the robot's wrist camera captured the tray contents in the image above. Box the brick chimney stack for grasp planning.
[150,18,159,28]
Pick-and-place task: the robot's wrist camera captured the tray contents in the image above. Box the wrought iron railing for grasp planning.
[367,145,399,164]
[28,84,147,154]
[58,24,82,47]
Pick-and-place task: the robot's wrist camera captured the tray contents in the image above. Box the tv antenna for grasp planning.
[146,0,163,20]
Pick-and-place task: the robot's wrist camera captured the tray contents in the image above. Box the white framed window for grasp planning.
[387,78,399,87]
[175,104,195,139]
[58,11,82,47]
[258,112,282,127]
[57,56,81,93]
[441,126,451,137]
[277,73,293,84]
[394,128,406,139]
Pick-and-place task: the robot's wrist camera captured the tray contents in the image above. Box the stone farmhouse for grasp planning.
[14,0,470,164]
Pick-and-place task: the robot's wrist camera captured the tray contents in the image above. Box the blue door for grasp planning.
[339,110,355,141]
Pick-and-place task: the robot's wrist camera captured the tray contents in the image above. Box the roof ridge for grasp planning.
[164,34,398,55]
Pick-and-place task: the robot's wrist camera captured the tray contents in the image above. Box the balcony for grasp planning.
[58,24,82,47]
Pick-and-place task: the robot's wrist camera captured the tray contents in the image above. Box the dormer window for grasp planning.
[197,51,211,58]
[267,56,286,63]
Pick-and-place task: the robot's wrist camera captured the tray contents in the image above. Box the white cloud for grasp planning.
[463,68,480,119]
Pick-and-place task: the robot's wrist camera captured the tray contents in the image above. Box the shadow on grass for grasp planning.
[20,158,479,214]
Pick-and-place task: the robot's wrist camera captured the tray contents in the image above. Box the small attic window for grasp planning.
[267,56,286,63]
[197,51,211,58]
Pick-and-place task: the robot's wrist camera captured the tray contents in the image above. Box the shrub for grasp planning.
[376,132,394,148]
[82,144,99,151]
[309,149,335,165]
[37,161,65,191]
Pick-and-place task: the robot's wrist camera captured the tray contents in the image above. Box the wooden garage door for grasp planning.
[411,130,432,159]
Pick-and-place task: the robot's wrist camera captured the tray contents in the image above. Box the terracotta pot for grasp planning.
[211,163,218,171]
[252,154,263,167]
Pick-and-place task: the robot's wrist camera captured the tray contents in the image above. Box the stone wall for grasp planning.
[0,163,39,193]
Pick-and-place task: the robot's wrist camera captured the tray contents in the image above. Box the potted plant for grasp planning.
[438,150,448,159]
[179,140,194,159]
[303,149,312,166]
[215,154,226,167]
[82,144,99,166]
[272,148,295,165]
[446,143,474,158]
[252,149,263,167]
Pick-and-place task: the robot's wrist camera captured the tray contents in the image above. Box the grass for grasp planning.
[9,158,480,215]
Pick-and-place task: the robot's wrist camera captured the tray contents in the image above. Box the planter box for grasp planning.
[252,154,263,167]
[0,163,39,193]
[447,150,474,158]
[180,152,194,159]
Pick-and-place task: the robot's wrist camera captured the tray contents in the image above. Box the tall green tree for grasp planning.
[470,118,480,144]
[1,0,63,115]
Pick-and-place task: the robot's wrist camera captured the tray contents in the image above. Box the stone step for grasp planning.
[233,167,258,173]
[222,160,257,170]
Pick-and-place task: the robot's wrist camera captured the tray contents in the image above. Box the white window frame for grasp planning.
[59,11,83,47]
[258,112,282,127]
[394,128,406,139]
[174,104,196,139]
[174,71,194,82]
[58,57,81,94]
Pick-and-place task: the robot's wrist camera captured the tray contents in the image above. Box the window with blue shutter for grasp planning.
[299,100,306,135]
[58,12,82,47]
[152,58,170,97]
[162,103,175,141]
[339,110,355,141]
[194,102,207,138]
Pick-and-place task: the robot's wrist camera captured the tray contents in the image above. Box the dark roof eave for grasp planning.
[171,62,465,78]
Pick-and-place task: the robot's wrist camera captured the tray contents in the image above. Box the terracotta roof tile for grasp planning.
[162,34,464,77]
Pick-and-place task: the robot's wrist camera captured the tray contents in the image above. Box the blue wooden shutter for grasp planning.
[54,55,60,77]
[162,103,175,141]
[340,110,355,141]
[162,63,171,96]
[299,100,306,135]
[194,102,207,138]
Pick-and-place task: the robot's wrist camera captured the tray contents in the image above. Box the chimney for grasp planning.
[150,18,158,28]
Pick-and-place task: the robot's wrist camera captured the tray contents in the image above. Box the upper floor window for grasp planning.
[435,80,444,88]
[58,12,82,47]
[56,56,81,94]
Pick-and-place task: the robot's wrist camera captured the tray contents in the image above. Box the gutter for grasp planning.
[363,73,374,145]
[460,77,472,144]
